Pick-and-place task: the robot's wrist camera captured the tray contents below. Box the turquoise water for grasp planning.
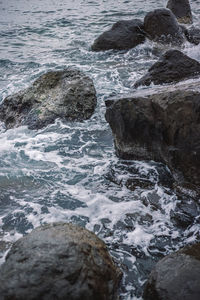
[0,0,200,298]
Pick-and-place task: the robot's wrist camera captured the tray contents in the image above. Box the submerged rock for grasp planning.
[143,243,200,300]
[0,223,122,300]
[167,0,193,24]
[0,68,97,130]
[91,19,145,51]
[134,50,200,88]
[143,8,185,45]
[170,196,200,229]
[105,80,200,186]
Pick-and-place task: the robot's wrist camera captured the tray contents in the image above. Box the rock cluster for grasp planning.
[0,1,199,300]
[0,223,122,300]
[91,0,199,51]
[102,2,200,298]
[0,68,97,130]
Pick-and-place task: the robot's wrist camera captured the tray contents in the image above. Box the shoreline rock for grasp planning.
[134,50,200,88]
[143,243,200,300]
[0,223,122,300]
[91,19,145,51]
[143,9,185,45]
[105,80,200,187]
[167,0,193,24]
[0,68,97,130]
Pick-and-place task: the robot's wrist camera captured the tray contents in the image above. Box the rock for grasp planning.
[143,8,185,45]
[170,196,200,228]
[0,68,97,130]
[134,50,200,88]
[167,0,193,24]
[125,178,154,191]
[0,223,122,300]
[185,26,200,45]
[143,243,200,300]
[105,80,200,186]
[91,19,145,51]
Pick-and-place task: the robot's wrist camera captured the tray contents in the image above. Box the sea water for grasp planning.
[0,0,200,299]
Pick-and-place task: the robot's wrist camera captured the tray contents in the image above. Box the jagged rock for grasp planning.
[0,223,122,300]
[134,50,200,88]
[105,80,200,186]
[91,19,145,51]
[143,8,185,45]
[167,0,193,24]
[0,68,97,130]
[143,243,200,300]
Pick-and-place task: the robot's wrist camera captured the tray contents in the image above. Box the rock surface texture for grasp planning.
[134,50,200,88]
[91,19,145,51]
[0,223,122,300]
[185,26,200,45]
[143,8,184,45]
[143,243,200,300]
[167,0,193,24]
[105,80,200,186]
[0,68,97,130]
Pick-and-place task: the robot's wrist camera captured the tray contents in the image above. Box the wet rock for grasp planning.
[185,26,200,45]
[143,9,185,45]
[142,191,163,211]
[134,50,200,88]
[0,223,122,300]
[143,243,200,300]
[167,0,193,24]
[0,68,97,130]
[170,197,200,228]
[91,19,145,51]
[105,80,200,186]
[125,178,154,191]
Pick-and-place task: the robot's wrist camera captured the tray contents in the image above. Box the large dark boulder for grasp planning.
[167,0,193,24]
[0,68,97,130]
[134,50,200,88]
[144,9,185,45]
[105,80,200,186]
[0,223,122,300]
[143,243,200,300]
[91,19,145,51]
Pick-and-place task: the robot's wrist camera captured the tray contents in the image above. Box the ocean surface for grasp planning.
[0,0,200,299]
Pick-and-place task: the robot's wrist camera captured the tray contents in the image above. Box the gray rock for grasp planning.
[91,19,145,51]
[105,80,200,186]
[167,0,193,24]
[185,26,200,45]
[0,68,97,130]
[170,196,200,228]
[134,50,200,88]
[0,223,122,300]
[143,243,200,300]
[144,8,185,45]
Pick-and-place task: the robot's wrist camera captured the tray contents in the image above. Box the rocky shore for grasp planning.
[0,0,199,299]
